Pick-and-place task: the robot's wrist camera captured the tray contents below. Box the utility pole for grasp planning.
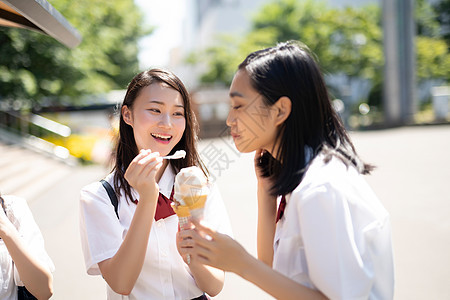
[382,0,416,126]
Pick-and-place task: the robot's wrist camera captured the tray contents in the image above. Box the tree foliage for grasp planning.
[191,0,449,90]
[190,0,382,87]
[416,0,450,82]
[0,0,150,107]
[431,0,450,47]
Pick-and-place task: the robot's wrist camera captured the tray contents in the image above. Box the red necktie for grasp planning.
[276,195,286,223]
[155,188,175,221]
[133,188,175,221]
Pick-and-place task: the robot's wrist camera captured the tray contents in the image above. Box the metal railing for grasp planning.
[0,110,74,162]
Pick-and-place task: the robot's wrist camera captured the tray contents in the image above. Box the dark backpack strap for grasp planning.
[17,286,37,300]
[100,179,119,219]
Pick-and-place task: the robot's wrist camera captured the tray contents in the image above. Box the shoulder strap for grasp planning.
[100,179,119,219]
[17,286,37,300]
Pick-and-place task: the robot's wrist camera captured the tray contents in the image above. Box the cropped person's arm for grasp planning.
[0,217,53,299]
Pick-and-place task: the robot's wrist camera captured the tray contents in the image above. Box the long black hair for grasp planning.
[239,41,373,196]
[112,68,208,203]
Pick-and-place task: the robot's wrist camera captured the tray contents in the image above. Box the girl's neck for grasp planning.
[155,159,169,183]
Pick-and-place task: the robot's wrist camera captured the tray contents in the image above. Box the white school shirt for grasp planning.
[273,154,394,300]
[79,164,233,300]
[0,195,55,300]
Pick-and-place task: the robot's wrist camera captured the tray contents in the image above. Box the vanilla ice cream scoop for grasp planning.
[174,166,208,206]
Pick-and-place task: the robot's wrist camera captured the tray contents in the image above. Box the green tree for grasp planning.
[416,0,450,82]
[431,0,450,48]
[191,0,448,97]
[0,0,151,107]
[190,0,383,89]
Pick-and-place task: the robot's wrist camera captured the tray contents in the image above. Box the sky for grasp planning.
[134,0,185,69]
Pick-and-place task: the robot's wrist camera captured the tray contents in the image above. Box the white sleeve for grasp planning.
[10,197,55,286]
[79,182,124,275]
[203,184,233,238]
[298,185,373,300]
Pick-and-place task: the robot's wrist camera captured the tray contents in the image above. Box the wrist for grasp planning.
[256,183,269,198]
[234,251,255,278]
[257,188,277,206]
[137,185,159,203]
[0,223,17,242]
[136,196,158,209]
[187,260,203,273]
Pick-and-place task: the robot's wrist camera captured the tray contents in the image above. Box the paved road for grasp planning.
[29,124,450,299]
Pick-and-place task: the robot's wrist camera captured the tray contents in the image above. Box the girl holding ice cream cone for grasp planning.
[79,69,232,299]
[180,41,395,300]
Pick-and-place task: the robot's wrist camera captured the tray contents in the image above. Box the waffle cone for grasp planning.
[171,203,191,218]
[184,195,207,210]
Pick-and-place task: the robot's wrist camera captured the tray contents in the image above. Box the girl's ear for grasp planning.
[274,96,292,126]
[122,105,133,127]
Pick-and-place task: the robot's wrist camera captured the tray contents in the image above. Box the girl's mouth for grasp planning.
[151,133,172,144]
[230,130,241,139]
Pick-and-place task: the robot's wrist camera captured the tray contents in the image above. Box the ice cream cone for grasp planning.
[171,203,191,230]
[174,166,209,221]
[185,195,207,220]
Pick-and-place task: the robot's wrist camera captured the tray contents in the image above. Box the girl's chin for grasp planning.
[138,145,171,156]
[234,144,255,153]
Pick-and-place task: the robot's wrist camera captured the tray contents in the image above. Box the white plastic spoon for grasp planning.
[162,150,186,160]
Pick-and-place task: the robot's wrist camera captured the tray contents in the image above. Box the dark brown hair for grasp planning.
[0,194,6,214]
[112,68,208,203]
[239,41,373,196]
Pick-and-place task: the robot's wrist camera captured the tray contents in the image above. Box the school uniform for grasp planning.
[0,195,55,300]
[273,154,394,300]
[80,164,233,300]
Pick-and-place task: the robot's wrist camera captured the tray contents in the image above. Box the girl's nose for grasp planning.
[158,113,172,129]
[226,110,235,127]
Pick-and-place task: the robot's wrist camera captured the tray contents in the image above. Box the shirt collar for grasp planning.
[158,163,175,199]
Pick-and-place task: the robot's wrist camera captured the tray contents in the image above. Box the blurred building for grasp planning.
[169,0,270,88]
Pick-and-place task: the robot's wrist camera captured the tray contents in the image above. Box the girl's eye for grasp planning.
[232,105,242,110]
[174,112,185,117]
[148,108,160,113]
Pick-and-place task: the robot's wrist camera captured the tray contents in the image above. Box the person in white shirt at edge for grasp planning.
[180,41,395,300]
[0,194,54,300]
[79,69,232,300]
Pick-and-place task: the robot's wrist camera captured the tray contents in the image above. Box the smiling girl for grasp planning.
[180,42,394,299]
[79,69,232,299]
